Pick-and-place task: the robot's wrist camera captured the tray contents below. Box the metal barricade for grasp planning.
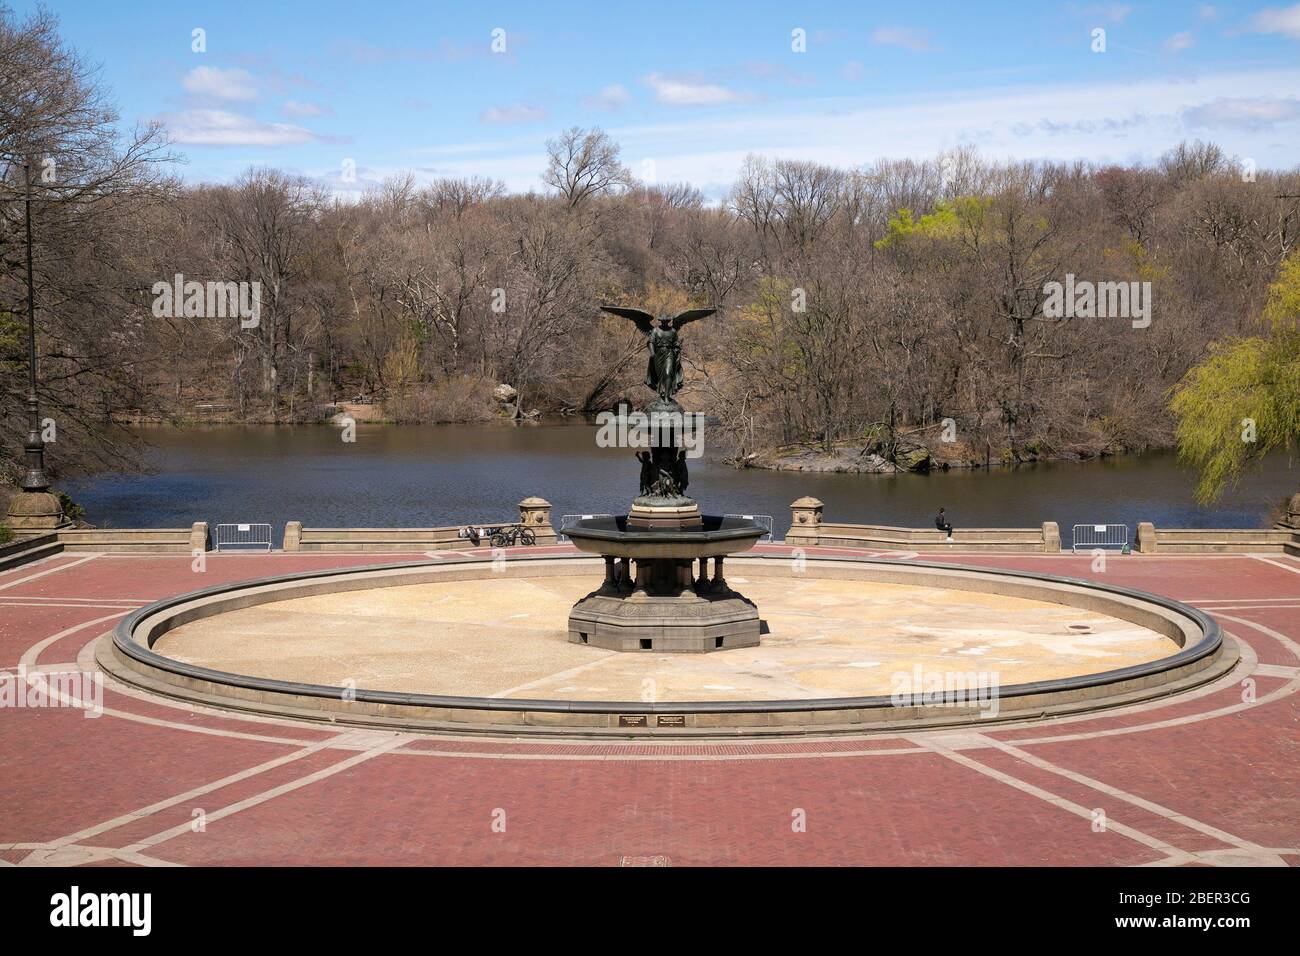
[1071,524,1128,552]
[726,514,774,542]
[214,523,273,552]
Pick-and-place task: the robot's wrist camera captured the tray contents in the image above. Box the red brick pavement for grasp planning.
[0,548,1295,867]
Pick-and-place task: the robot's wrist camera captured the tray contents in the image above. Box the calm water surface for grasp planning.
[62,424,1296,545]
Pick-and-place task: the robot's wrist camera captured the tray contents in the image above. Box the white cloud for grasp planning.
[870,26,934,52]
[403,67,1300,195]
[1248,4,1300,38]
[1183,96,1300,130]
[480,103,547,124]
[182,66,257,102]
[582,84,631,111]
[744,61,816,86]
[162,109,323,146]
[1165,32,1195,52]
[1199,4,1218,18]
[645,73,748,105]
[1078,3,1133,24]
[282,100,329,118]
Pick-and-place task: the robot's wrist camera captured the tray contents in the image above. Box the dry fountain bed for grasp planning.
[155,573,1176,702]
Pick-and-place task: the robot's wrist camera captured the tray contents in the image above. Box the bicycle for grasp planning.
[489,524,537,548]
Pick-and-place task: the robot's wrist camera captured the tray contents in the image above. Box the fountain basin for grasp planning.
[563,514,765,559]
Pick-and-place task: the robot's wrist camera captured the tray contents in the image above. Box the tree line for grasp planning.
[3,4,1299,492]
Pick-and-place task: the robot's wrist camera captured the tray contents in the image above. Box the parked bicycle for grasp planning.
[489,523,537,548]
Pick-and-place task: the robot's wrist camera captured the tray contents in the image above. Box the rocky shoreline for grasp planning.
[743,438,1122,474]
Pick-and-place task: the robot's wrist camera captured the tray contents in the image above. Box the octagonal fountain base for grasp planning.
[569,585,760,652]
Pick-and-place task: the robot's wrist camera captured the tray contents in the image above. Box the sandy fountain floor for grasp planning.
[153,574,1179,702]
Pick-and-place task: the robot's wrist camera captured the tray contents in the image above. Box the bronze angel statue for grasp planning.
[600,305,716,402]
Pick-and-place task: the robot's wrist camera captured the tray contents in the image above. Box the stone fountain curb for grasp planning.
[97,551,1230,738]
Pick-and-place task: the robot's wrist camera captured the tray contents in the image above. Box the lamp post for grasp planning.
[1277,193,1300,528]
[4,153,62,532]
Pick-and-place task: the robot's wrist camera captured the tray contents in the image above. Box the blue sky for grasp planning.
[20,0,1300,197]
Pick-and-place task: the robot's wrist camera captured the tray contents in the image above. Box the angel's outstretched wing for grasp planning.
[671,308,716,328]
[600,305,656,337]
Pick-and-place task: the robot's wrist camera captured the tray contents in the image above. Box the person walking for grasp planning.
[935,507,953,541]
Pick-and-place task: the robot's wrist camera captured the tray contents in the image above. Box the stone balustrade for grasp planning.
[785,498,1060,553]
[1135,522,1297,554]
[283,497,556,552]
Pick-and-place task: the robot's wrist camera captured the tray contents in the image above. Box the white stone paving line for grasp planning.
[907,731,1187,860]
[0,552,70,579]
[4,842,184,868]
[0,554,100,592]
[0,598,149,606]
[1251,555,1300,577]
[1202,604,1300,610]
[39,735,351,852]
[17,611,132,671]
[975,735,1282,853]
[912,731,1298,866]
[1189,597,1300,603]
[31,638,335,746]
[0,601,143,610]
[118,732,409,855]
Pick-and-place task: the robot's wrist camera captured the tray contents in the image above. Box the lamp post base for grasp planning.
[5,490,65,532]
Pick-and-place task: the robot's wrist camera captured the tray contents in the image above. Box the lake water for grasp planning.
[61,424,1296,545]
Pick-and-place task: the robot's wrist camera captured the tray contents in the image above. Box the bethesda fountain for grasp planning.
[563,305,767,653]
[102,299,1226,736]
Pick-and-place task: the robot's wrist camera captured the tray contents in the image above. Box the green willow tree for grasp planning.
[1170,252,1300,503]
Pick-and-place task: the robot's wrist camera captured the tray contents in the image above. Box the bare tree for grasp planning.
[543,127,631,209]
[0,4,171,486]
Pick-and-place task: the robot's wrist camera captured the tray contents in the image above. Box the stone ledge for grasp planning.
[1136,523,1294,554]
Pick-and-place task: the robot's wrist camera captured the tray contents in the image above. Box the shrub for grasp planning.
[55,490,85,523]
[381,375,498,423]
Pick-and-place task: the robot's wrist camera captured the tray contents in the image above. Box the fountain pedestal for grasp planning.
[565,513,764,653]
[626,496,702,530]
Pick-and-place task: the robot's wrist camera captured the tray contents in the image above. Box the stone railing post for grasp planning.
[189,521,209,552]
[786,496,824,547]
[1278,492,1300,530]
[1041,521,1060,553]
[1136,522,1157,554]
[518,496,555,544]
[284,521,302,552]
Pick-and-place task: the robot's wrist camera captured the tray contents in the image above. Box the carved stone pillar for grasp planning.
[786,496,824,547]
[711,555,727,592]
